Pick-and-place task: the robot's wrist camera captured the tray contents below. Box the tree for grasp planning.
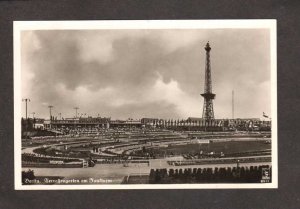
[192,168,197,178]
[142,146,146,153]
[240,166,246,181]
[149,169,155,184]
[155,169,161,183]
[178,169,183,180]
[207,168,213,182]
[169,169,175,177]
[183,169,189,181]
[175,169,179,177]
[22,169,35,184]
[196,168,202,182]
[214,167,220,182]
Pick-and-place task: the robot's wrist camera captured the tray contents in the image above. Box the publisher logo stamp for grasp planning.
[261,167,271,183]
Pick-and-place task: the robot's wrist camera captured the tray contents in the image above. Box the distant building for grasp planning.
[141,118,159,126]
[110,119,142,128]
[186,117,202,122]
[38,115,270,132]
[34,118,45,130]
[44,117,111,129]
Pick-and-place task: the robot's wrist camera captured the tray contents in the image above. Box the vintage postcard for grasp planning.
[14,20,277,189]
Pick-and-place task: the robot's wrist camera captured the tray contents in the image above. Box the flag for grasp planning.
[263,112,269,118]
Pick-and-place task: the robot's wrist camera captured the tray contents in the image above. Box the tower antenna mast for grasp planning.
[232,90,234,119]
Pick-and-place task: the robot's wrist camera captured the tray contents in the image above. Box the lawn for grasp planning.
[147,141,271,155]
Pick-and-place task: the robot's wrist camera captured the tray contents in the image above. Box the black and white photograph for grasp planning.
[14,20,277,189]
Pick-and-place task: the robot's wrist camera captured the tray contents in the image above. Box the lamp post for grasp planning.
[22,98,30,119]
[74,107,79,118]
[48,105,53,120]
[48,105,53,129]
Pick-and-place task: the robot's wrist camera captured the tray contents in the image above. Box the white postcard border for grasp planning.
[14,19,277,190]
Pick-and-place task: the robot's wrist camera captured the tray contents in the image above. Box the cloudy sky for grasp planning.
[21,28,271,120]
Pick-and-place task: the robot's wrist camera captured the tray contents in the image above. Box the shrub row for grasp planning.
[22,153,81,163]
[149,165,271,183]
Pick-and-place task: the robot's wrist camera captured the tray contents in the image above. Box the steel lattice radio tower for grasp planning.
[201,42,216,120]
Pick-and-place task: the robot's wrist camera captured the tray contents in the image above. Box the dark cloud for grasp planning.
[106,101,180,120]
[21,29,271,119]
